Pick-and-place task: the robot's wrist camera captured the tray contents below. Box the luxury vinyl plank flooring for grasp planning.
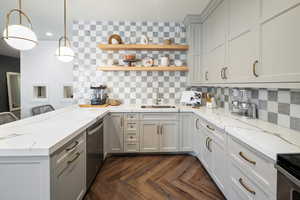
[84,155,226,200]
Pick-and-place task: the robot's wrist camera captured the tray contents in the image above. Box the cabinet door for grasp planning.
[208,45,226,83]
[258,2,300,82]
[180,113,194,152]
[160,121,179,152]
[206,0,227,51]
[211,140,227,196]
[228,0,259,83]
[200,130,212,172]
[107,113,124,153]
[140,121,160,152]
[193,117,203,160]
[54,151,85,200]
[187,23,202,84]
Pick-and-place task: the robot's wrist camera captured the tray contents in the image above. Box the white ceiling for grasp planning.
[0,0,210,58]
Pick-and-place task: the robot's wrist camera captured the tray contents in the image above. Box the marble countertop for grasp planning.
[0,104,299,160]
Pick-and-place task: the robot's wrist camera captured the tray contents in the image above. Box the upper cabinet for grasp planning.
[202,0,227,84]
[188,0,300,87]
[258,0,300,83]
[185,15,203,85]
[228,0,259,83]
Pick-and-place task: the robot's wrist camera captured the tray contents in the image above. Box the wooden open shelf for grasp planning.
[98,44,189,51]
[97,66,189,71]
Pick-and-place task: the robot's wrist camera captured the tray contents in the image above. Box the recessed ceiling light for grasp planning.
[46,32,53,37]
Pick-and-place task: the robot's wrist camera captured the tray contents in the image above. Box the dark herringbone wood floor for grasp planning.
[84,155,226,200]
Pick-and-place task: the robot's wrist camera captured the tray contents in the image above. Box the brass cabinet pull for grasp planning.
[120,116,124,128]
[239,152,256,165]
[239,178,256,195]
[206,125,215,131]
[195,118,200,130]
[221,68,225,79]
[67,152,81,165]
[207,138,212,152]
[66,141,79,152]
[253,60,259,77]
[223,67,228,79]
[205,137,209,149]
[205,71,209,81]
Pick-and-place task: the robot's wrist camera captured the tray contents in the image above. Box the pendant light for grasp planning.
[56,0,74,63]
[2,0,38,50]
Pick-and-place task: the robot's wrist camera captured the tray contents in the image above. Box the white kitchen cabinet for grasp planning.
[193,117,203,158]
[140,121,160,152]
[160,121,179,152]
[200,127,212,173]
[52,133,86,200]
[206,0,227,52]
[195,0,300,86]
[211,138,227,194]
[184,15,202,85]
[228,0,259,83]
[201,0,228,84]
[197,119,228,197]
[258,2,300,83]
[180,113,194,152]
[106,113,124,153]
[140,120,179,153]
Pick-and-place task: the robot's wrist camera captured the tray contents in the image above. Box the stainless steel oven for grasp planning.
[276,154,300,200]
[86,118,104,189]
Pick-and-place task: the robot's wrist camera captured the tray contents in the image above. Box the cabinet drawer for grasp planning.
[125,122,139,131]
[54,132,85,166]
[124,142,140,152]
[125,113,139,121]
[198,119,226,146]
[141,113,179,121]
[230,162,272,200]
[229,136,276,195]
[125,132,139,142]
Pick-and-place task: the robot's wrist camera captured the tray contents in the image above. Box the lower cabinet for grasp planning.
[198,120,228,197]
[140,120,179,152]
[52,132,86,200]
[160,121,179,152]
[140,121,160,152]
[105,113,124,153]
[180,113,194,152]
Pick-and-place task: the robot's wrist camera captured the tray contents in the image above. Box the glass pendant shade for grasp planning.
[3,24,38,50]
[55,45,74,63]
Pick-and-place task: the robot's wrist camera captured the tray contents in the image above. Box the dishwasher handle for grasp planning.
[88,123,103,136]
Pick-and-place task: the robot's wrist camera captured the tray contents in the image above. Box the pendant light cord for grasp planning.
[64,0,67,46]
[18,0,22,24]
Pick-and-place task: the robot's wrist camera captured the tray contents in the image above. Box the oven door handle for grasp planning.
[275,164,300,188]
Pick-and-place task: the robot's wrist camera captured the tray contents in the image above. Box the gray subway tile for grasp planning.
[259,100,268,110]
[268,112,278,124]
[278,103,290,115]
[290,117,300,131]
[268,90,278,102]
[251,89,259,99]
[291,91,300,105]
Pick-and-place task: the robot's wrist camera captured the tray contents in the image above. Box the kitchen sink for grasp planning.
[141,105,176,109]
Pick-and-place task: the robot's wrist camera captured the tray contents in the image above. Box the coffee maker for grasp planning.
[90,85,108,105]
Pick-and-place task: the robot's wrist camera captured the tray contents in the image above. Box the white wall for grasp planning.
[21,41,74,118]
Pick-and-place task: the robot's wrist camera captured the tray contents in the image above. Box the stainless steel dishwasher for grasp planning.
[86,118,104,189]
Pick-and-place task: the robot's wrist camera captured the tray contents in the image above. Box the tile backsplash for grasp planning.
[72,20,187,105]
[189,87,300,132]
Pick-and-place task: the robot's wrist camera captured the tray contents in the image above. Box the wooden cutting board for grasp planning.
[79,104,109,108]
